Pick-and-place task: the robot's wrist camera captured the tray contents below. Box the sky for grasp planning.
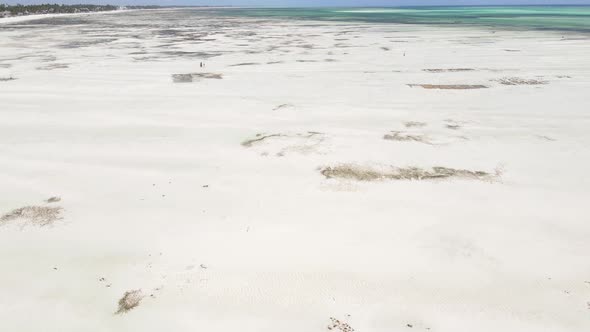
[3,0,590,6]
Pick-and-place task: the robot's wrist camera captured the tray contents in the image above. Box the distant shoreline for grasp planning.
[0,9,142,25]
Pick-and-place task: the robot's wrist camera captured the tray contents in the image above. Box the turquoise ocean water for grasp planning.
[211,6,590,33]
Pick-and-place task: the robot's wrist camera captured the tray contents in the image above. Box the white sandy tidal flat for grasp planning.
[1,9,590,332]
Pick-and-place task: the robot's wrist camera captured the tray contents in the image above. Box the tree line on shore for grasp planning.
[0,3,160,17]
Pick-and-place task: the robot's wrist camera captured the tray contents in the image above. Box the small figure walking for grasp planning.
[200,62,203,68]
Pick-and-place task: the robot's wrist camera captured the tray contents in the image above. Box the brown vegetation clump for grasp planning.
[242,131,326,156]
[172,74,193,83]
[45,196,61,203]
[404,121,427,128]
[383,131,430,144]
[493,77,548,85]
[0,76,16,82]
[195,73,223,79]
[321,165,384,181]
[172,73,223,83]
[230,62,260,66]
[36,63,69,71]
[241,133,284,147]
[328,317,354,332]
[241,131,324,150]
[273,103,294,111]
[0,206,63,227]
[320,164,498,182]
[408,84,488,89]
[115,290,143,314]
[444,119,462,130]
[423,68,475,73]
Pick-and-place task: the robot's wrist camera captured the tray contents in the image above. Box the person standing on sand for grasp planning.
[200,62,202,68]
